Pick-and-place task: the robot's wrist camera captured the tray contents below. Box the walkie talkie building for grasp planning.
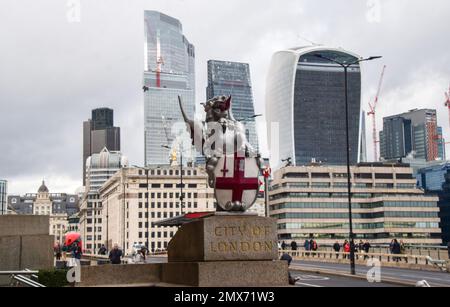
[266,46,363,169]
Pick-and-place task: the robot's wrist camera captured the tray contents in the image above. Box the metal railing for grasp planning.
[279,249,449,270]
[0,270,45,287]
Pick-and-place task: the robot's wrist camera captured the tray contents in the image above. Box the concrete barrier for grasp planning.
[76,264,162,287]
[0,216,53,272]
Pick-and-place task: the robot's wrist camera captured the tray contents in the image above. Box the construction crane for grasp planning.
[445,85,450,131]
[156,29,164,88]
[367,65,387,162]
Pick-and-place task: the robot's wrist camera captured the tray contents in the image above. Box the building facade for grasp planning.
[380,109,444,162]
[269,163,442,246]
[0,180,6,215]
[438,170,450,245]
[97,166,215,254]
[207,60,259,151]
[144,11,196,166]
[417,161,450,192]
[266,46,363,169]
[7,181,79,243]
[79,148,128,254]
[83,108,121,185]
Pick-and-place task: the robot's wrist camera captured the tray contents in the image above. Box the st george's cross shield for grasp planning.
[213,152,261,211]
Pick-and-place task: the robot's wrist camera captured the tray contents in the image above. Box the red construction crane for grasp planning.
[445,85,450,130]
[367,65,386,162]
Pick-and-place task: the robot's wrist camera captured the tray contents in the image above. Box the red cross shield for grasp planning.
[214,152,261,211]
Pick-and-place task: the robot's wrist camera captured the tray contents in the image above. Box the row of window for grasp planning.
[278,222,440,230]
[271,201,438,210]
[138,169,198,177]
[272,182,416,190]
[139,192,198,199]
[273,211,439,220]
[138,231,175,239]
[282,173,413,180]
[270,192,423,201]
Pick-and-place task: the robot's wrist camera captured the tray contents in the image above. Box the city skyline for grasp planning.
[1,0,450,194]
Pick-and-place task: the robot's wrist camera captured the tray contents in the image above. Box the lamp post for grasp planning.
[162,144,185,216]
[314,53,382,275]
[133,165,150,251]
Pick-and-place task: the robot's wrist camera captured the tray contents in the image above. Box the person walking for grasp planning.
[392,239,401,262]
[280,254,300,285]
[109,244,123,265]
[343,240,350,259]
[333,241,341,259]
[98,244,107,255]
[363,241,371,259]
[291,241,298,251]
[281,241,287,251]
[54,241,62,261]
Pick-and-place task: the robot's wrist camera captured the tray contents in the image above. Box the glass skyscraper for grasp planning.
[266,46,362,169]
[144,11,195,166]
[206,60,259,152]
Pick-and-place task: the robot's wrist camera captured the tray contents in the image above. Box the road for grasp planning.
[292,260,450,287]
[142,256,408,287]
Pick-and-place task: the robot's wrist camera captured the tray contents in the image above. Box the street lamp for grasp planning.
[314,53,382,275]
[162,145,185,216]
[133,165,150,251]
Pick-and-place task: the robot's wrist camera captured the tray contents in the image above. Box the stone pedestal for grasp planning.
[162,214,288,287]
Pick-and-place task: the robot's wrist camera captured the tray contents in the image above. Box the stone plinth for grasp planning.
[168,214,278,262]
[163,214,289,287]
[162,261,288,287]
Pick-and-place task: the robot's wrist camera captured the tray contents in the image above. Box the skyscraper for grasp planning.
[82,108,121,185]
[0,180,7,215]
[206,60,259,151]
[144,11,195,166]
[266,46,362,169]
[380,109,443,162]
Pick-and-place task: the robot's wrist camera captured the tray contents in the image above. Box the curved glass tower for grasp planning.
[266,46,362,169]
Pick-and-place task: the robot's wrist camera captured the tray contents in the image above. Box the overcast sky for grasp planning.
[1,0,449,195]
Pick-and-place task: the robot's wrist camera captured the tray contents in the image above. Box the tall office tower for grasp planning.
[380,109,443,162]
[82,108,121,185]
[437,127,446,160]
[360,111,368,162]
[206,60,259,151]
[144,11,196,166]
[0,180,6,215]
[79,148,128,252]
[266,46,362,169]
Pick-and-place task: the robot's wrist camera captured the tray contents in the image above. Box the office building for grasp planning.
[360,112,368,162]
[7,181,80,243]
[438,170,450,245]
[144,11,196,166]
[97,166,215,254]
[269,163,442,246]
[207,60,259,151]
[83,108,121,185]
[79,148,128,254]
[266,46,362,169]
[380,109,444,162]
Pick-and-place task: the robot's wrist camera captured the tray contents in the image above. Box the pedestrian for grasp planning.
[389,239,395,254]
[109,244,123,265]
[140,246,147,262]
[333,241,341,259]
[280,253,300,285]
[281,241,287,250]
[391,239,401,262]
[98,244,107,255]
[72,244,82,260]
[311,240,318,257]
[291,241,298,251]
[363,241,371,259]
[54,241,62,261]
[343,240,350,259]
